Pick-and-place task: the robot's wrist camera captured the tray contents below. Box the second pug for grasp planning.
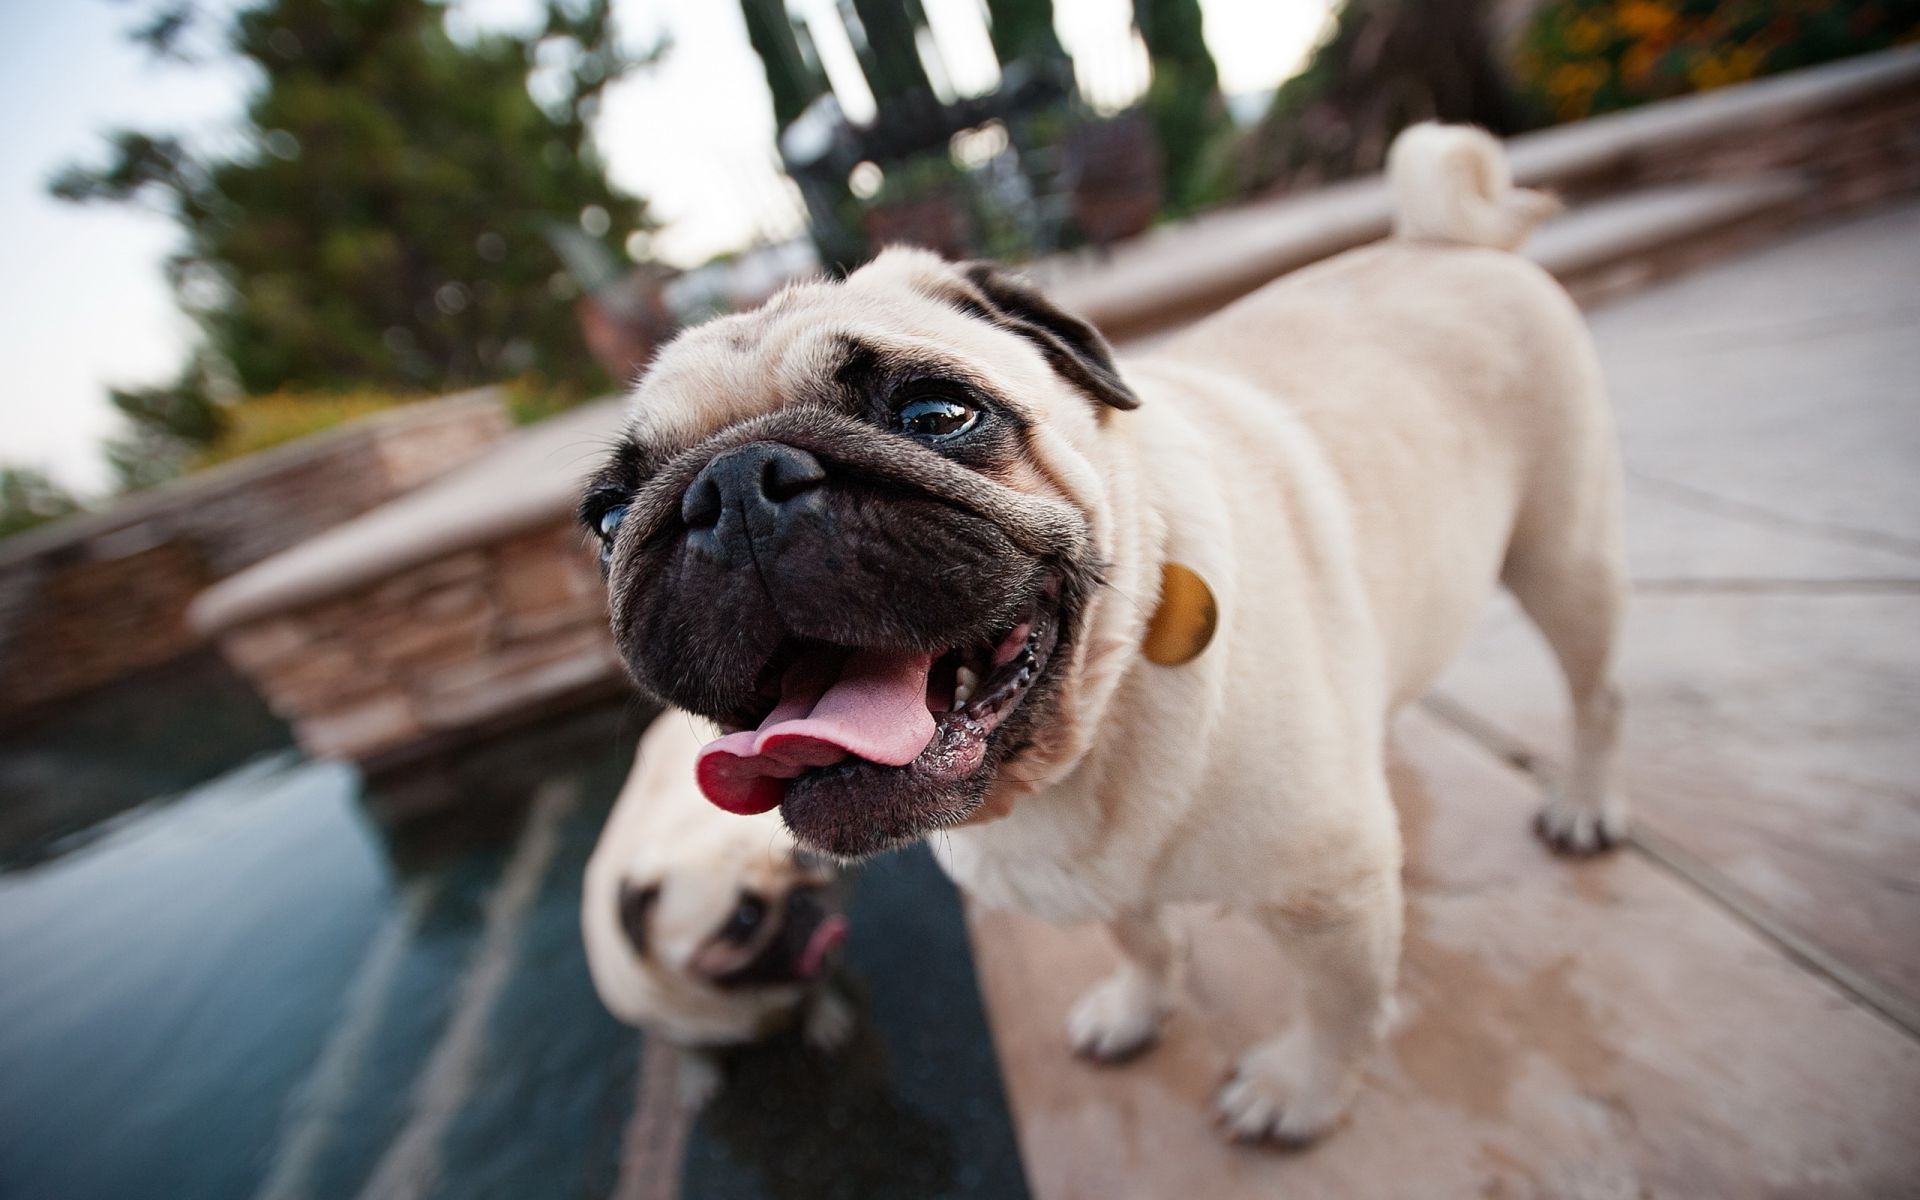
[582,715,853,1105]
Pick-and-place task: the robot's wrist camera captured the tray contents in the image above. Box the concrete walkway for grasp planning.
[965,202,1920,1198]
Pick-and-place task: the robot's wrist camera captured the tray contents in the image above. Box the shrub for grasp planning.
[1513,0,1920,123]
[190,390,417,469]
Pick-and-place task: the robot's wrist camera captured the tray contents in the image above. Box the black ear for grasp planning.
[618,881,660,957]
[961,263,1140,411]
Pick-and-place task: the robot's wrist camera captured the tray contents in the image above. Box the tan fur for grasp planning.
[1389,122,1563,251]
[610,124,1626,1141]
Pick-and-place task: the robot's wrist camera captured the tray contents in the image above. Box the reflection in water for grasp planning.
[697,980,958,1200]
[0,675,1028,1200]
[0,653,291,867]
[684,846,1028,1200]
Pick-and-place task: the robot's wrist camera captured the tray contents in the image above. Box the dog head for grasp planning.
[580,250,1140,859]
[583,720,849,1043]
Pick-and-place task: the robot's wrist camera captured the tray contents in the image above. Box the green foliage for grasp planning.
[984,0,1066,67]
[1131,0,1225,215]
[0,466,85,540]
[95,361,229,489]
[53,0,660,490]
[189,387,414,468]
[1513,0,1920,122]
[500,373,598,425]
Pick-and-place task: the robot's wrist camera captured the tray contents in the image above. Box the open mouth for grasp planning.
[694,582,1063,828]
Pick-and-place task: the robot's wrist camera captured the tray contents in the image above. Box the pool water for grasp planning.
[0,659,1030,1199]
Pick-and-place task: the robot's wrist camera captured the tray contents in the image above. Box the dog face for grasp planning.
[584,779,848,1043]
[581,250,1138,858]
[617,841,843,997]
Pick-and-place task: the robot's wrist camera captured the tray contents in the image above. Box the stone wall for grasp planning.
[0,390,510,718]
[1614,86,1920,210]
[1544,84,1920,308]
[217,519,622,767]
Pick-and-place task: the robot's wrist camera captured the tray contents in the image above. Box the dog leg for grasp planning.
[1067,911,1179,1063]
[1505,545,1629,854]
[1216,869,1400,1146]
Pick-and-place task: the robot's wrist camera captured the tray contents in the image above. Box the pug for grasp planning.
[582,714,854,1106]
[579,123,1627,1143]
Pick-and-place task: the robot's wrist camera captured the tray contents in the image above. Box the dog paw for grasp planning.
[1214,1031,1355,1148]
[1535,794,1628,856]
[1067,970,1166,1063]
[803,988,855,1055]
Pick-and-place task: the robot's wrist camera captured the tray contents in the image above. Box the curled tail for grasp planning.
[1387,122,1560,251]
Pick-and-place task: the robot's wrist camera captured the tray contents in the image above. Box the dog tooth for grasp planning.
[954,666,980,707]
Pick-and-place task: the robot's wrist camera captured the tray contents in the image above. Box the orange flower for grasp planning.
[1622,42,1661,81]
[1618,0,1677,39]
[1567,14,1610,52]
[1688,52,1733,90]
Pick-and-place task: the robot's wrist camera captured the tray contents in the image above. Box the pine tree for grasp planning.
[52,0,657,488]
[0,466,83,540]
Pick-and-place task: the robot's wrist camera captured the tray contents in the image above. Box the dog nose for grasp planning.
[683,443,826,556]
[683,442,825,529]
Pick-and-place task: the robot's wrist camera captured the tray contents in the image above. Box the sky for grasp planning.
[0,0,1329,495]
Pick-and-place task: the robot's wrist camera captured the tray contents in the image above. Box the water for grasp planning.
[0,658,1029,1199]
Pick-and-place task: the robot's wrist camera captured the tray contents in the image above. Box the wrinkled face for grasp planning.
[618,846,846,995]
[580,251,1136,859]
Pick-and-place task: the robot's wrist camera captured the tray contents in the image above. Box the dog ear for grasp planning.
[960,263,1140,411]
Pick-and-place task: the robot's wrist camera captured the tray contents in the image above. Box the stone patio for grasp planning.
[965,202,1920,1198]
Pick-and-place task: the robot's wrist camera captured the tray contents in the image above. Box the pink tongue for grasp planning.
[696,649,939,814]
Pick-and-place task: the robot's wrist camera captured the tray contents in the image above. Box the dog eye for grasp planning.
[895,396,979,441]
[597,504,629,541]
[722,893,766,941]
[595,504,629,565]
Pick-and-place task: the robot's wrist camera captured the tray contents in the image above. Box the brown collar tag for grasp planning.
[1142,562,1218,666]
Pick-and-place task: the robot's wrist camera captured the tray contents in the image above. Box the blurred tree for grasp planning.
[1234,0,1524,196]
[848,0,938,109]
[1132,0,1225,214]
[0,466,84,540]
[739,0,830,130]
[984,0,1067,68]
[51,0,658,489]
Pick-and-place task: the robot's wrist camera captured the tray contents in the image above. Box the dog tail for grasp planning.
[1387,122,1560,251]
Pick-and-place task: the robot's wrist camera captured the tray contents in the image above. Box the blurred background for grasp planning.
[2,2,1918,1198]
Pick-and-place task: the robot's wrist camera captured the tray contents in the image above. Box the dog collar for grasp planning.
[1142,562,1217,665]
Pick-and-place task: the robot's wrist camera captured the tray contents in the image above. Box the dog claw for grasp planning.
[1535,799,1627,857]
[1213,1037,1353,1149]
[1067,969,1167,1065]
